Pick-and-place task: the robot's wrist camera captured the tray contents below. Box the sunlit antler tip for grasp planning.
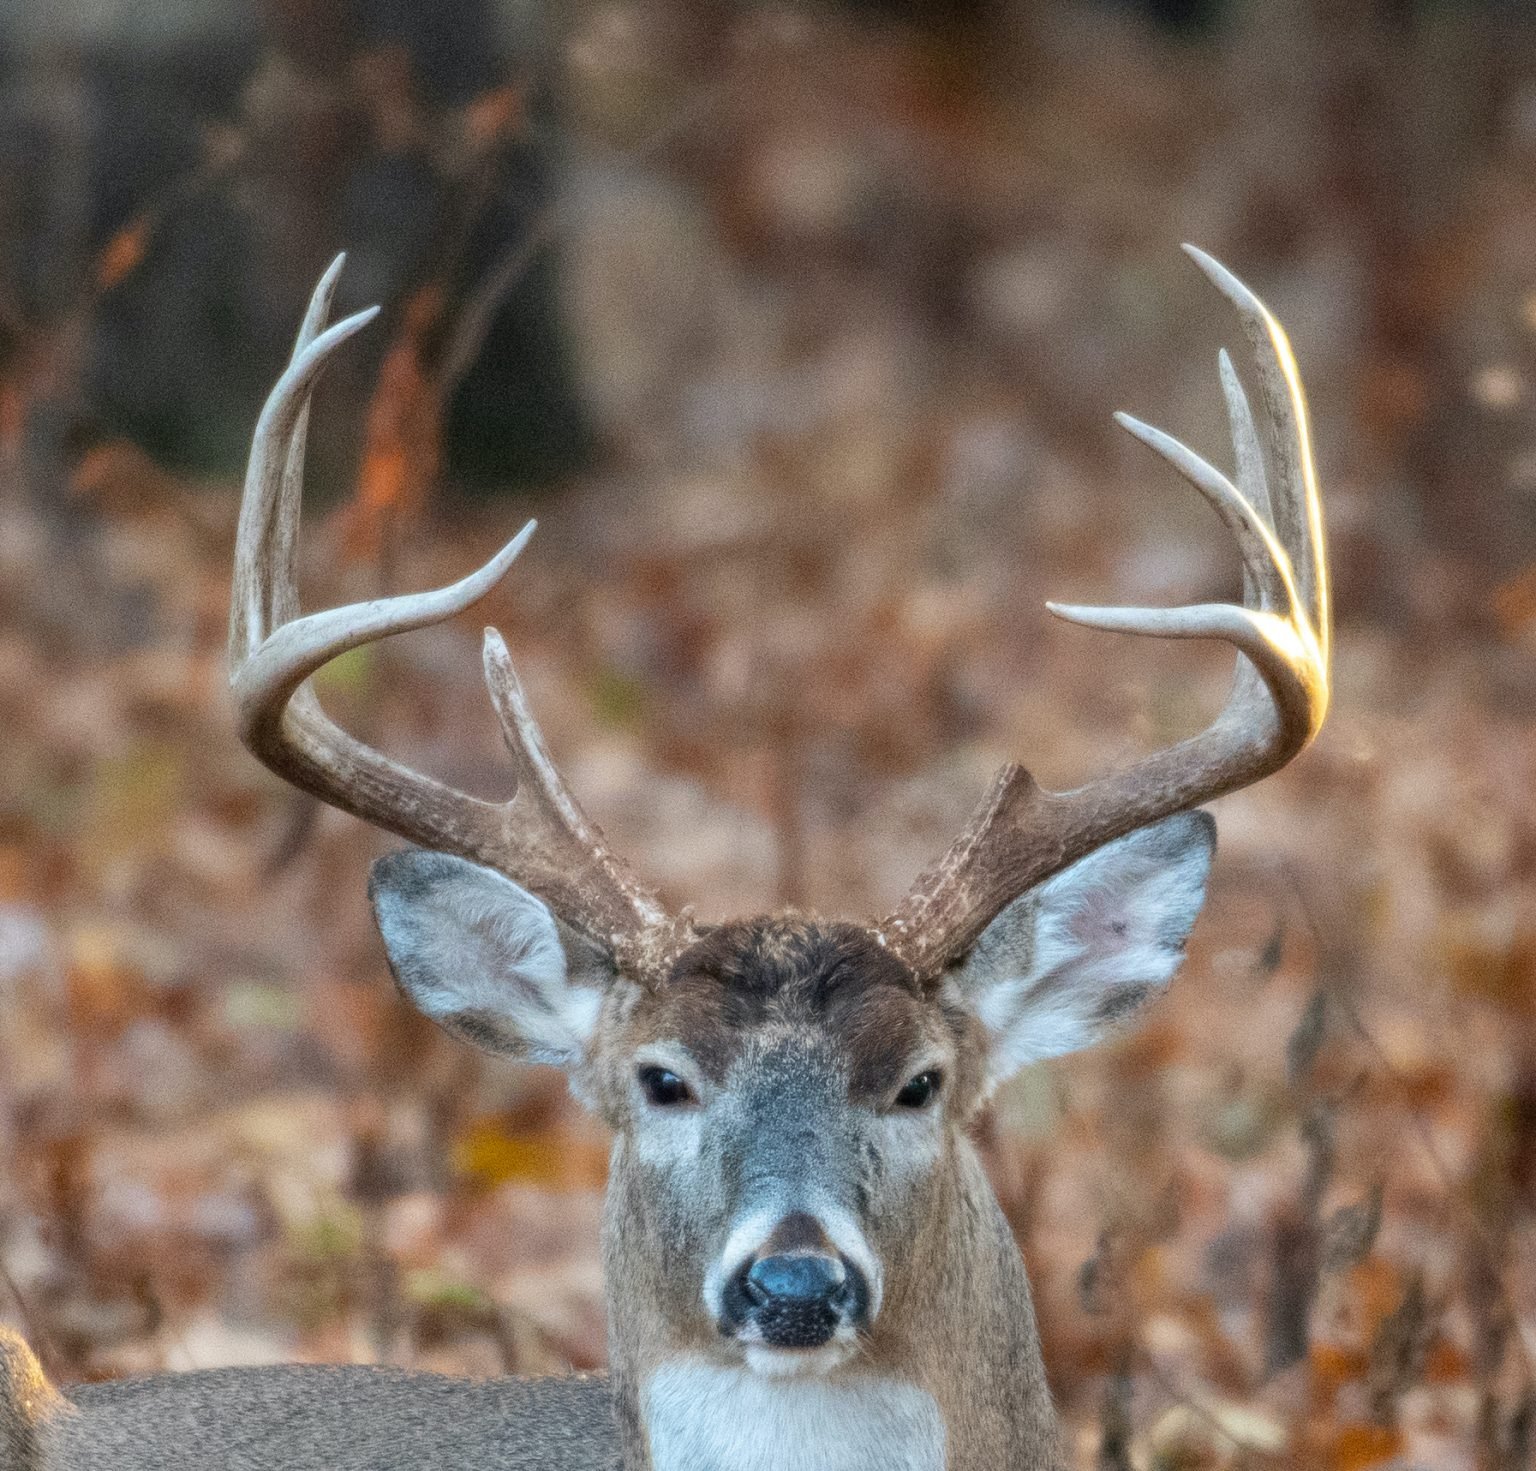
[1044,604,1161,638]
[1181,243,1265,318]
[1180,241,1225,280]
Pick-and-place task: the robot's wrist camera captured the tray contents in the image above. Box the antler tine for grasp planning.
[1184,244,1329,662]
[230,255,370,664]
[230,259,684,979]
[1108,411,1295,614]
[482,632,683,975]
[880,247,1330,980]
[1217,348,1269,612]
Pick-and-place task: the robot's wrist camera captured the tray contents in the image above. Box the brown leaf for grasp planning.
[1287,987,1329,1090]
[1322,1184,1384,1274]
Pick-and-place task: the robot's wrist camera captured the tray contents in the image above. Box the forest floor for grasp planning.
[4,8,1536,1469]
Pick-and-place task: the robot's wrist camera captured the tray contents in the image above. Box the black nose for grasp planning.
[745,1253,844,1308]
[725,1252,868,1349]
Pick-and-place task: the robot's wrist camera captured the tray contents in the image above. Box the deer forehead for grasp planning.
[614,917,971,1098]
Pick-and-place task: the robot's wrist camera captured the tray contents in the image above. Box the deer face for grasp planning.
[369,810,1214,1377]
[590,918,966,1375]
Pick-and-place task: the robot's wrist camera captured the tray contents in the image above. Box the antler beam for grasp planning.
[879,246,1330,979]
[229,256,686,980]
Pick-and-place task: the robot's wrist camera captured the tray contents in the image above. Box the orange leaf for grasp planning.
[1423,1336,1469,1383]
[336,287,443,560]
[452,1119,607,1192]
[1310,1340,1367,1403]
[1327,1422,1402,1471]
[1346,1256,1406,1341]
[1492,564,1536,640]
[0,375,27,455]
[65,927,149,1037]
[462,85,523,147]
[0,847,22,900]
[97,219,149,290]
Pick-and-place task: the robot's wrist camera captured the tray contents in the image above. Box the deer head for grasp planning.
[229,248,1328,1468]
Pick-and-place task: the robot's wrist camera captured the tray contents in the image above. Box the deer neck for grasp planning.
[601,1136,1065,1471]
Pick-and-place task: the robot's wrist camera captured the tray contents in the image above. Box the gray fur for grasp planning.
[0,1334,620,1470]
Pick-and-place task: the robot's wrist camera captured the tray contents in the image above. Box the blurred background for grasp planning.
[2,1,1536,1466]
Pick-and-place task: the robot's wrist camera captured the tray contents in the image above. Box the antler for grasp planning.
[880,246,1330,980]
[229,255,688,980]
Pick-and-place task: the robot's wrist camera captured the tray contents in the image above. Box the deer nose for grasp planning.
[726,1249,871,1348]
[743,1253,845,1309]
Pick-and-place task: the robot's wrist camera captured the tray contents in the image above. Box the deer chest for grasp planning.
[643,1360,945,1471]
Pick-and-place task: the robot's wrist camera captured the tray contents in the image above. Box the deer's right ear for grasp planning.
[369,851,609,1068]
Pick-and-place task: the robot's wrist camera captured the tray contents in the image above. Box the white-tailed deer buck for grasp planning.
[3,245,1329,1470]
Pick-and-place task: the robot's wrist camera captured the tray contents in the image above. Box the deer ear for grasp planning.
[369,851,609,1068]
[952,812,1214,1092]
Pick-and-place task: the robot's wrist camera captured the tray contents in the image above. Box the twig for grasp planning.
[438,82,728,395]
[1283,860,1536,1382]
[1137,1347,1286,1463]
[0,1253,58,1379]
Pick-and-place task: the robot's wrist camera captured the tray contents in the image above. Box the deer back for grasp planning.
[2,1330,620,1471]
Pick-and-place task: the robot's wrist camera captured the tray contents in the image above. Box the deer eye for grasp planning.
[638,1065,694,1107]
[894,1070,941,1109]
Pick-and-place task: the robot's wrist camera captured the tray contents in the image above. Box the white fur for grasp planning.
[743,1335,858,1378]
[810,1201,884,1323]
[645,1360,945,1471]
[373,858,599,1066]
[703,1206,784,1323]
[703,1200,884,1328]
[960,815,1213,1089]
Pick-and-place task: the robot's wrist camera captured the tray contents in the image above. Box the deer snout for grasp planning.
[713,1210,875,1357]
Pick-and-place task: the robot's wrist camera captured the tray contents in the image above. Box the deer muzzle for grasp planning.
[710,1206,878,1366]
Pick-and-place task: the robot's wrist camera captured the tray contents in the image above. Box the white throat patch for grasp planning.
[644,1359,945,1471]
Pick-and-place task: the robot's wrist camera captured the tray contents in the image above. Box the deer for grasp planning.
[1,244,1329,1471]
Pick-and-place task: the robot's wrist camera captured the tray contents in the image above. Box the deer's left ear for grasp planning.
[951,811,1214,1093]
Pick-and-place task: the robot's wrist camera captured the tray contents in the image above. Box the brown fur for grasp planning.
[593,918,984,1110]
[585,916,1065,1470]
